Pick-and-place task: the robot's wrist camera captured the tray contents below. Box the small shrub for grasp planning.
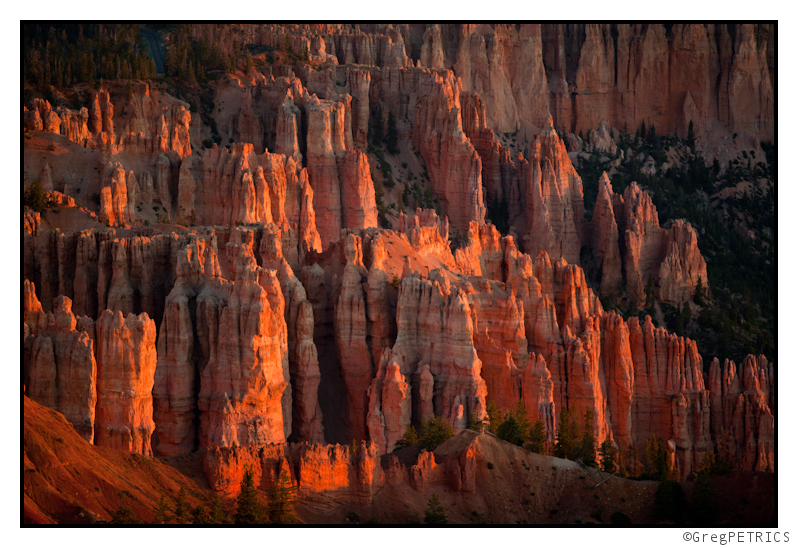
[487,462,494,470]
[24,180,45,213]
[424,495,447,524]
[111,506,144,524]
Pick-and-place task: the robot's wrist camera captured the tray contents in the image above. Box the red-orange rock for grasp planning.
[591,173,622,295]
[153,238,222,456]
[198,252,289,449]
[25,295,97,443]
[657,220,708,304]
[95,309,157,456]
[335,234,373,441]
[622,182,666,307]
[523,117,585,265]
[411,70,486,232]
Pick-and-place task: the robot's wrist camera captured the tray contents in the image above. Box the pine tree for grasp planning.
[112,506,144,524]
[208,493,227,524]
[267,471,298,524]
[485,400,502,434]
[424,494,448,524]
[527,419,547,454]
[690,468,718,524]
[655,477,686,523]
[599,439,616,473]
[395,425,419,448]
[693,276,705,306]
[191,504,209,524]
[234,466,263,524]
[466,413,483,431]
[417,416,454,452]
[514,401,531,440]
[580,409,597,466]
[554,408,580,460]
[173,487,189,524]
[644,435,669,479]
[153,494,172,524]
[496,414,524,446]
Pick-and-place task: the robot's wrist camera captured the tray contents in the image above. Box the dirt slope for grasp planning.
[23,396,211,524]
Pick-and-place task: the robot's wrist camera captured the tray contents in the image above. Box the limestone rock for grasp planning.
[25,295,96,443]
[95,309,157,456]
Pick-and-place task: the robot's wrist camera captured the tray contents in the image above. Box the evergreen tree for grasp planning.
[485,400,502,434]
[599,439,616,473]
[234,466,263,524]
[690,469,718,524]
[698,450,716,476]
[424,494,448,524]
[694,276,705,306]
[395,425,419,449]
[554,408,580,460]
[173,487,189,524]
[208,493,227,524]
[466,413,483,432]
[514,401,531,439]
[580,409,597,466]
[111,506,144,524]
[24,180,45,213]
[644,435,669,479]
[418,415,454,452]
[267,471,298,524]
[527,419,547,454]
[654,477,686,523]
[191,504,209,524]
[687,120,695,150]
[496,414,524,446]
[153,494,172,524]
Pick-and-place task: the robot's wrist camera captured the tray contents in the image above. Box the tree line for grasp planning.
[23,24,157,92]
[111,467,298,525]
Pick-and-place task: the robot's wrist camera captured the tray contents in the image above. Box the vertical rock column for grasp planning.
[25,294,97,443]
[335,234,374,441]
[198,252,289,449]
[95,309,157,456]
